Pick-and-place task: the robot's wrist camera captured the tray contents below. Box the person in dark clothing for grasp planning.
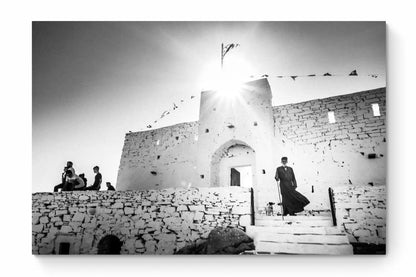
[275,157,310,216]
[106,182,115,191]
[63,169,85,191]
[85,166,102,191]
[79,173,87,186]
[53,166,68,192]
[74,173,87,191]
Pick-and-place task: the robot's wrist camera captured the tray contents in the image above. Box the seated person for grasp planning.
[54,166,68,192]
[63,170,85,191]
[78,173,88,189]
[106,182,115,191]
[85,166,102,191]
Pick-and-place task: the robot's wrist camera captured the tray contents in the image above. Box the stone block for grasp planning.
[32,224,43,233]
[177,205,188,212]
[189,205,205,212]
[194,212,204,221]
[124,207,134,215]
[353,229,371,238]
[72,212,85,222]
[79,195,90,201]
[112,202,124,209]
[60,225,72,233]
[232,205,250,215]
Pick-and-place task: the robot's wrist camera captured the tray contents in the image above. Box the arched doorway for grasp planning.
[210,140,256,188]
[97,235,122,254]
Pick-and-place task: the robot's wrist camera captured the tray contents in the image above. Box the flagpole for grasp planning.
[221,43,224,69]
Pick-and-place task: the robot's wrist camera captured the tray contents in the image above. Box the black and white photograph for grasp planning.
[31,21,387,255]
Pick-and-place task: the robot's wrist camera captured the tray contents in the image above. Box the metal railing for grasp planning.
[250,188,255,225]
[328,187,337,226]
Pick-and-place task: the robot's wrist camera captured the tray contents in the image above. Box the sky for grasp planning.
[32,22,386,192]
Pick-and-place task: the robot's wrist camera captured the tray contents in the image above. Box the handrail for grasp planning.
[250,188,255,226]
[328,187,337,226]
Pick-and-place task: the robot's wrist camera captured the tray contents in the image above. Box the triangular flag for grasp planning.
[223,43,240,58]
[323,72,332,76]
[290,76,298,81]
[349,70,358,76]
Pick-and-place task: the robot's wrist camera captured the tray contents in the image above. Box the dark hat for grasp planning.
[281,156,288,161]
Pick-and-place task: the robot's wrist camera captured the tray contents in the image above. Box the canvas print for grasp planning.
[32,22,386,255]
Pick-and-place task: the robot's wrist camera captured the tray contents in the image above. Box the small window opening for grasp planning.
[150,171,157,175]
[262,169,266,174]
[175,136,179,140]
[59,242,70,255]
[205,129,209,133]
[254,121,258,126]
[328,111,336,123]
[200,174,204,179]
[157,155,161,160]
[372,103,381,116]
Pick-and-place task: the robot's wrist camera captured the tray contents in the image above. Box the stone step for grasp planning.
[255,233,350,245]
[252,241,353,255]
[246,225,346,238]
[255,215,332,221]
[255,218,333,227]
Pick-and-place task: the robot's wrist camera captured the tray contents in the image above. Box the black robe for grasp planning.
[275,166,310,215]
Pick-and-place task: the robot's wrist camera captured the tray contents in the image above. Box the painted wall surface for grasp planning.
[32,188,251,255]
[196,78,280,210]
[116,78,386,212]
[333,185,386,244]
[117,122,199,190]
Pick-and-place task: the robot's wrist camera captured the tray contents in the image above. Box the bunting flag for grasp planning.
[140,69,382,130]
[249,70,383,80]
[349,70,358,76]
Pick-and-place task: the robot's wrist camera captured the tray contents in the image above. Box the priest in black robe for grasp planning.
[275,157,310,215]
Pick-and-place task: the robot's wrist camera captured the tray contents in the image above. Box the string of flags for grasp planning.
[142,69,382,130]
[145,94,197,129]
[256,70,382,81]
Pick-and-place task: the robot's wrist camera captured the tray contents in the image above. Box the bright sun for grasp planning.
[199,54,253,98]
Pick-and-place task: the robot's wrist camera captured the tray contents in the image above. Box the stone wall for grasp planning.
[333,184,386,244]
[117,121,199,190]
[32,187,251,255]
[273,87,386,146]
[272,87,386,210]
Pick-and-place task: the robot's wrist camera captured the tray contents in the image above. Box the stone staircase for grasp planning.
[243,212,353,255]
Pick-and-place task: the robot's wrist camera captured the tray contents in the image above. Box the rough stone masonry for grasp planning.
[32,187,251,254]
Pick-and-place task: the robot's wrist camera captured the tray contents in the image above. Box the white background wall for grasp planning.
[2,1,415,277]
